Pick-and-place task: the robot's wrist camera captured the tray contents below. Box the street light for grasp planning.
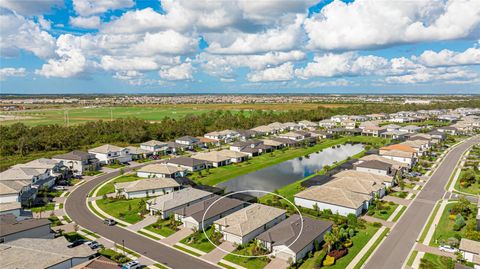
[122,239,125,256]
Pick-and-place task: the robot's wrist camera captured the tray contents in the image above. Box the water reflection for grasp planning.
[217,143,364,197]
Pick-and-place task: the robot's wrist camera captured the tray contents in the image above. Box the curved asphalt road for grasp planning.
[365,136,480,269]
[65,164,218,269]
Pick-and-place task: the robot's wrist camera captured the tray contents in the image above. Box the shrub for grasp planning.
[343,239,353,248]
[328,248,348,259]
[322,255,335,267]
[453,214,466,231]
[373,222,382,228]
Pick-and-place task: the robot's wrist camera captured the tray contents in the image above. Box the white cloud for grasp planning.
[198,50,305,78]
[0,0,63,15]
[73,0,134,17]
[415,47,480,67]
[304,0,480,50]
[247,62,294,82]
[385,67,478,84]
[206,15,304,54]
[0,67,26,80]
[0,13,56,59]
[38,16,52,30]
[304,79,352,87]
[159,62,194,80]
[113,70,143,80]
[36,34,87,78]
[133,30,197,56]
[295,52,389,79]
[70,16,101,29]
[100,55,179,72]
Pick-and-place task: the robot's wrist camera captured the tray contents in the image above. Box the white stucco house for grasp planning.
[114,178,180,199]
[88,144,131,164]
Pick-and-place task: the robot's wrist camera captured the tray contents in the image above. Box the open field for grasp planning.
[0,103,348,126]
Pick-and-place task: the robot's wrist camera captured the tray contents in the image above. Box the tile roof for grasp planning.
[192,151,231,163]
[53,150,95,161]
[460,238,480,255]
[174,195,245,222]
[359,154,407,168]
[214,204,286,237]
[295,185,370,209]
[356,160,393,170]
[166,156,209,167]
[334,169,394,183]
[256,214,333,253]
[89,144,125,154]
[137,164,185,175]
[0,214,51,237]
[115,178,180,193]
[147,187,213,212]
[0,237,95,269]
[380,144,417,153]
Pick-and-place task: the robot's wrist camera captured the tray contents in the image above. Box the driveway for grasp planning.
[161,227,194,246]
[202,241,236,263]
[64,162,219,269]
[365,136,480,269]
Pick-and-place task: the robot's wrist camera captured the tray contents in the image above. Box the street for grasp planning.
[64,164,219,269]
[365,136,480,269]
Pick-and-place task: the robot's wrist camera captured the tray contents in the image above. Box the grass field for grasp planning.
[96,198,148,224]
[0,103,347,126]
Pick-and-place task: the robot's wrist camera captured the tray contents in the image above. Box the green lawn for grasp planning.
[418,202,441,243]
[370,201,399,221]
[388,190,409,199]
[144,218,179,237]
[430,202,467,246]
[98,248,131,264]
[191,136,388,186]
[29,203,55,213]
[327,224,379,269]
[392,206,407,222]
[224,244,271,269]
[420,253,454,269]
[104,163,126,169]
[96,175,142,196]
[407,250,418,267]
[179,226,220,253]
[299,250,326,269]
[96,198,148,224]
[454,169,480,195]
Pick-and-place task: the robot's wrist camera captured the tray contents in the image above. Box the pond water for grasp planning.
[217,143,364,197]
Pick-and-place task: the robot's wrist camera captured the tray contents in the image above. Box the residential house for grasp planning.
[459,238,480,269]
[380,130,408,140]
[114,178,180,199]
[256,215,333,263]
[52,151,99,176]
[192,151,232,167]
[341,119,356,129]
[140,140,169,155]
[147,187,215,219]
[379,144,417,167]
[309,130,331,139]
[298,120,318,129]
[282,122,303,131]
[354,160,397,180]
[0,214,52,243]
[349,115,367,122]
[250,125,277,136]
[357,154,409,170]
[330,115,349,123]
[333,169,395,187]
[13,158,65,188]
[294,185,371,217]
[230,140,273,157]
[427,130,447,143]
[136,164,187,179]
[214,204,286,245]
[197,137,221,148]
[174,195,245,230]
[166,157,210,172]
[437,126,458,135]
[236,129,258,141]
[126,146,151,160]
[88,144,131,164]
[278,131,310,141]
[216,149,250,163]
[268,122,287,133]
[0,237,95,269]
[383,124,401,132]
[399,125,422,134]
[0,177,35,206]
[204,130,239,143]
[366,113,387,120]
[175,136,200,149]
[0,202,22,218]
[400,140,430,156]
[318,119,337,129]
[262,139,287,149]
[362,126,386,137]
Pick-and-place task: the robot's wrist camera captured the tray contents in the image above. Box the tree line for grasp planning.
[1,100,479,158]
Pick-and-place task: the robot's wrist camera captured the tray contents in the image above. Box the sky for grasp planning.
[0,0,480,94]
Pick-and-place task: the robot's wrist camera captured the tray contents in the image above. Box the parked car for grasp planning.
[67,239,89,248]
[85,241,101,249]
[53,186,67,191]
[122,260,141,269]
[439,245,457,253]
[103,218,117,226]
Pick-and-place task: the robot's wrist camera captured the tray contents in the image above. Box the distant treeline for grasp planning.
[1,100,479,157]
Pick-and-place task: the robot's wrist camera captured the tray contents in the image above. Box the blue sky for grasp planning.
[0,0,479,94]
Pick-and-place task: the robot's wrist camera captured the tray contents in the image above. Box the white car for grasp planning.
[53,186,67,191]
[439,245,457,253]
[122,260,141,269]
